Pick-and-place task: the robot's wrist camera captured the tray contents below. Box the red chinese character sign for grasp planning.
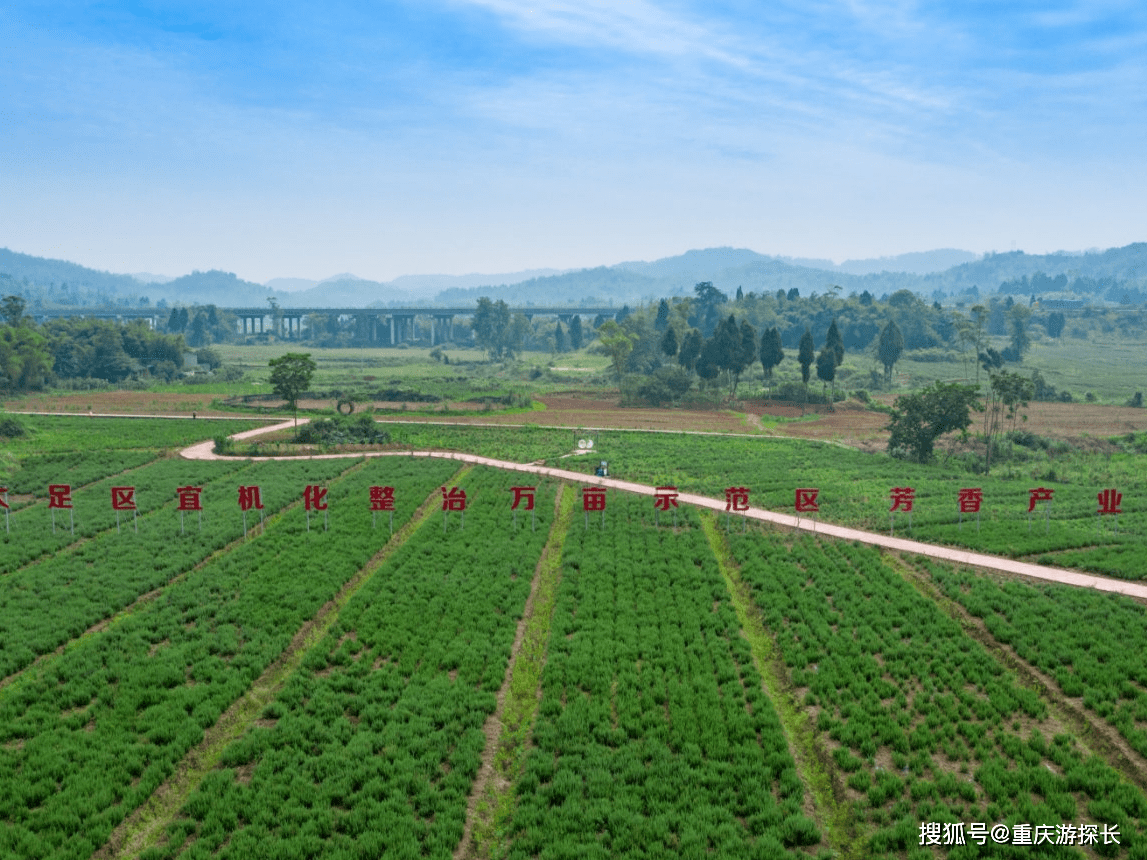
[238,485,265,535]
[957,488,982,532]
[303,485,329,531]
[654,486,678,527]
[1097,488,1122,535]
[583,486,607,529]
[795,488,819,529]
[889,487,915,535]
[49,484,74,535]
[369,486,395,531]
[1027,487,1053,534]
[442,486,467,531]
[176,486,203,533]
[510,486,536,531]
[111,486,137,533]
[724,486,750,533]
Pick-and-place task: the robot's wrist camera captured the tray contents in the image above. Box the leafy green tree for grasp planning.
[759,327,784,385]
[473,297,513,358]
[660,326,678,358]
[1007,304,1031,360]
[2,295,27,327]
[982,370,1034,472]
[798,328,815,386]
[691,282,728,336]
[732,319,757,396]
[1046,311,1066,338]
[554,321,566,353]
[696,337,721,386]
[877,320,904,385]
[0,326,52,391]
[677,328,702,372]
[654,299,670,331]
[887,381,982,462]
[825,318,844,366]
[188,313,208,348]
[597,320,635,380]
[816,348,836,407]
[269,352,317,426]
[568,315,583,350]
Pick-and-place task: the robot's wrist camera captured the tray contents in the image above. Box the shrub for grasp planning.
[0,416,25,437]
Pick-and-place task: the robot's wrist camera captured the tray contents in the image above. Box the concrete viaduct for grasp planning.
[31,306,620,346]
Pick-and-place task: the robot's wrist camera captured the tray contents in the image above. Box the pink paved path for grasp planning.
[181,419,1147,602]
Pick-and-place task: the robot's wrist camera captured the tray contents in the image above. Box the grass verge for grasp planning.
[462,483,576,860]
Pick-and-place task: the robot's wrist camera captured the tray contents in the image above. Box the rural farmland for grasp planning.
[1,413,1145,859]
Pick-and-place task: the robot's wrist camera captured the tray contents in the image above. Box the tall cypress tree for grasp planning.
[798,328,815,386]
[759,327,784,381]
[825,318,844,366]
[568,315,583,350]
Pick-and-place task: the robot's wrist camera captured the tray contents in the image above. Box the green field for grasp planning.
[2,417,1147,859]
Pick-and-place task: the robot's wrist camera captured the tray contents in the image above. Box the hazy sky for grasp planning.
[3,1,1145,283]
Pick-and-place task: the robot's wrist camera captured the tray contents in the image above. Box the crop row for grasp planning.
[931,564,1147,762]
[0,457,459,860]
[0,457,254,576]
[727,531,1147,857]
[3,450,159,503]
[4,415,271,455]
[507,495,819,860]
[0,457,360,682]
[145,468,558,860]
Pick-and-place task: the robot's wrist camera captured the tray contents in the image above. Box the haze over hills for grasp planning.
[1,244,1145,310]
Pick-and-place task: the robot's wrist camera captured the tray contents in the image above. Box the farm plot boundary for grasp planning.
[460,483,577,860]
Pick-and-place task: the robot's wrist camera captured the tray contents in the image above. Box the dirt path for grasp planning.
[181,421,1147,602]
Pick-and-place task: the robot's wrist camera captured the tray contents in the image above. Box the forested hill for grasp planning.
[0,248,141,304]
[159,270,275,305]
[433,244,1147,306]
[2,243,1145,309]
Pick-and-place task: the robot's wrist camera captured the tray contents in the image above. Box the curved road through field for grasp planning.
[182,419,1147,602]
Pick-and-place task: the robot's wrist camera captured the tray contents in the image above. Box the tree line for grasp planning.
[0,295,225,392]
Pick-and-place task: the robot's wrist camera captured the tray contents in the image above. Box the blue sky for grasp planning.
[2,1,1145,282]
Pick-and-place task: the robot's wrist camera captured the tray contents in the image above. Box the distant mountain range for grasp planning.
[1,244,1144,309]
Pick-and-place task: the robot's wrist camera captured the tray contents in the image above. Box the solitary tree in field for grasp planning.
[877,320,904,385]
[886,381,982,463]
[473,297,513,358]
[269,352,317,426]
